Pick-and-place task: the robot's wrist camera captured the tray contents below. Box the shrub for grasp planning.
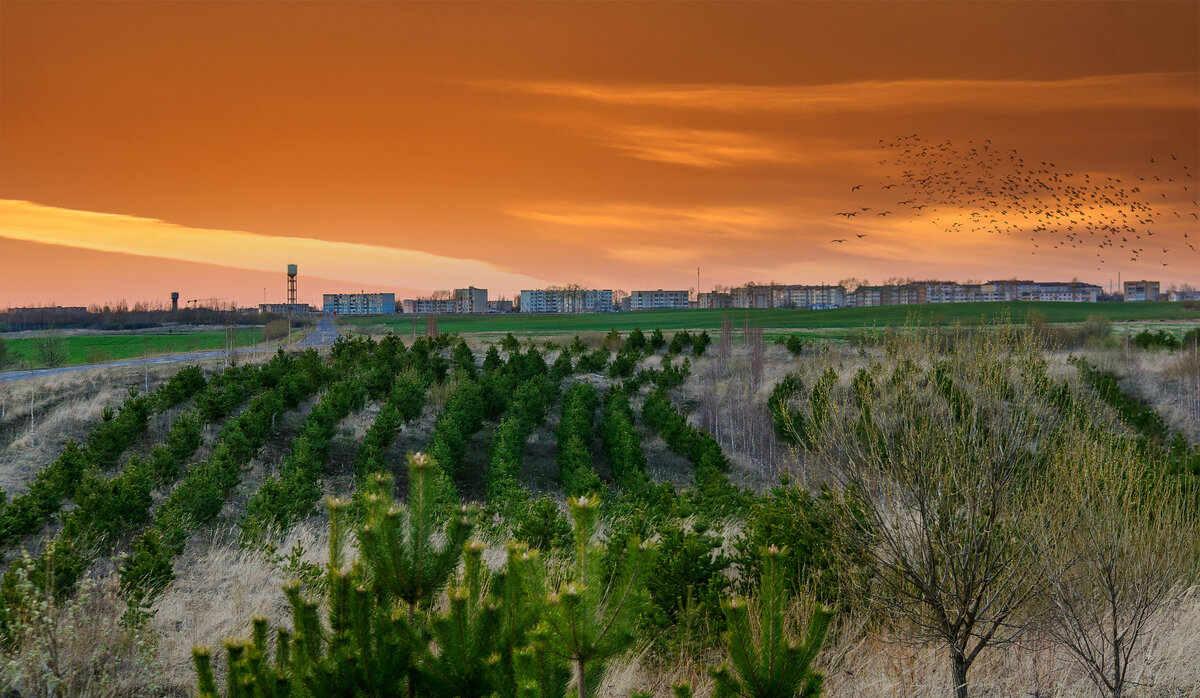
[1133,329,1181,351]
[626,327,647,354]
[607,349,638,379]
[263,318,290,342]
[649,328,666,352]
[575,348,610,374]
[31,333,68,368]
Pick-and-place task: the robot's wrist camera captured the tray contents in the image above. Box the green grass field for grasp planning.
[2,328,264,369]
[337,301,1198,337]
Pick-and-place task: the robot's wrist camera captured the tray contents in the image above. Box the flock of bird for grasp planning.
[832,135,1198,269]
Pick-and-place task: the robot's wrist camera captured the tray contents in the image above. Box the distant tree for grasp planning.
[31,332,68,368]
[837,277,868,293]
[262,319,290,342]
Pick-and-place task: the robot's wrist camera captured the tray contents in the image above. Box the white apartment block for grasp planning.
[628,289,690,310]
[520,289,614,313]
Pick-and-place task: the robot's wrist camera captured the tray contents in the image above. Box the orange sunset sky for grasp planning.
[2,1,1198,308]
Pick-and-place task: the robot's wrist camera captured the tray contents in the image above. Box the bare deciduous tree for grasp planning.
[1033,439,1200,698]
[817,327,1060,698]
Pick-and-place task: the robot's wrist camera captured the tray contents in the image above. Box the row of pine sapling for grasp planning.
[196,453,832,698]
[0,364,207,550]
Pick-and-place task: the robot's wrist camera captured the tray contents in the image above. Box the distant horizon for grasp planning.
[3,274,1190,313]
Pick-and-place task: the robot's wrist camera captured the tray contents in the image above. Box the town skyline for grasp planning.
[2,1,1198,306]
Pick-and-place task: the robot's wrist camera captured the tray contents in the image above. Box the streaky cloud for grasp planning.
[0,200,552,290]
[483,72,1199,113]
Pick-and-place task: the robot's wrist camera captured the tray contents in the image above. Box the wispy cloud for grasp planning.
[483,73,1199,113]
[0,200,551,290]
[504,202,790,236]
[603,125,795,168]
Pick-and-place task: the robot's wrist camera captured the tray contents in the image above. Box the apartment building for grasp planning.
[845,280,1102,307]
[323,293,396,315]
[454,286,488,314]
[697,292,734,309]
[627,289,690,311]
[488,299,515,313]
[731,286,775,309]
[770,285,848,309]
[402,298,457,314]
[1124,280,1160,302]
[519,288,614,313]
[1169,289,1200,302]
[258,303,312,315]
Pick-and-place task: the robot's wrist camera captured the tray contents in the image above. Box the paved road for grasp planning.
[0,318,341,385]
[295,316,340,348]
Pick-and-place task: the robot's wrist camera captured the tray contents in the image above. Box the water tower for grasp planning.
[287,264,298,306]
[171,292,179,312]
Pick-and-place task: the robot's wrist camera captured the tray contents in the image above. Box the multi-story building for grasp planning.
[519,289,614,313]
[1169,289,1200,302]
[731,285,775,309]
[488,299,515,313]
[323,293,395,315]
[1124,280,1160,302]
[628,289,690,311]
[848,285,895,307]
[258,303,312,315]
[454,287,488,314]
[1027,282,1102,302]
[402,298,457,314]
[770,285,847,309]
[697,292,733,309]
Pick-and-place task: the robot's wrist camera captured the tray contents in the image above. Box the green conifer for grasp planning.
[710,546,832,698]
[540,495,653,698]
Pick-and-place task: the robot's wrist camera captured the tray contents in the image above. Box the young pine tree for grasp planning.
[710,546,832,698]
[194,453,472,698]
[539,495,653,698]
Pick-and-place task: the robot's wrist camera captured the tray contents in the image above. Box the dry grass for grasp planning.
[1081,346,1200,442]
[817,590,1200,697]
[0,364,188,495]
[149,522,330,695]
